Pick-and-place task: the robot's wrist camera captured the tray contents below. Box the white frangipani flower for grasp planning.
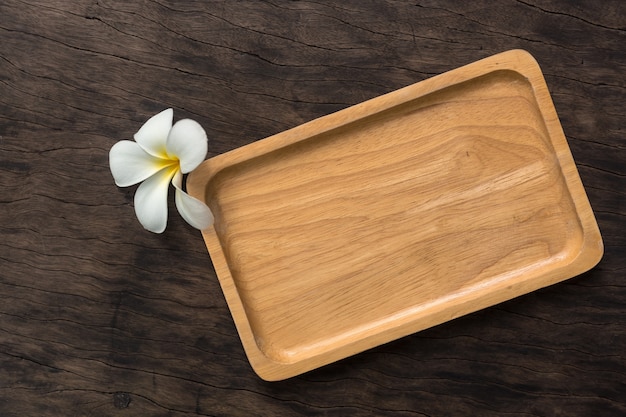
[109,108,214,233]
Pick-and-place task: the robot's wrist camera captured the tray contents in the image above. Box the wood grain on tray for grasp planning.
[189,50,602,381]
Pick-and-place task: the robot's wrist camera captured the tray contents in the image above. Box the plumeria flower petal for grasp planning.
[109,109,214,233]
[134,166,178,233]
[173,171,214,230]
[166,119,208,173]
[134,108,173,158]
[109,140,174,187]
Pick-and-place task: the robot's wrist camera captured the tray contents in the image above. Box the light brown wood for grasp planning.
[187,50,603,381]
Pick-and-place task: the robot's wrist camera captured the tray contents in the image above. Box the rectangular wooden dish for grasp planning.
[187,50,603,381]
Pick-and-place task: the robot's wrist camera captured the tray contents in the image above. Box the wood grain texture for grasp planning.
[0,0,624,415]
[188,51,604,380]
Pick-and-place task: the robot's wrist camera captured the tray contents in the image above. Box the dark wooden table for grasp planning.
[1,1,624,415]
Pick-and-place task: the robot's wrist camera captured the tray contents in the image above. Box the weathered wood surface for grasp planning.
[1,1,624,415]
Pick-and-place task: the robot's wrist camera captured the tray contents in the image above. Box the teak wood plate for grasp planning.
[187,50,603,381]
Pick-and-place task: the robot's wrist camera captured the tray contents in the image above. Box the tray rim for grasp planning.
[188,49,603,381]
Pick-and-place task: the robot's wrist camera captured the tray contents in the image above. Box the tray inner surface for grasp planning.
[206,70,582,363]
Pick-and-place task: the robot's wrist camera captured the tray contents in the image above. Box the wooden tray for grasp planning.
[187,50,603,381]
